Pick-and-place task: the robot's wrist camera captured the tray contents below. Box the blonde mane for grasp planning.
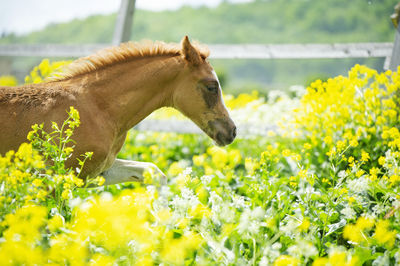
[52,40,210,81]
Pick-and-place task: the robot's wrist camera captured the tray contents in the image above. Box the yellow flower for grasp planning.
[343,224,363,243]
[324,136,333,145]
[177,218,189,229]
[189,204,211,219]
[356,216,374,230]
[369,167,379,176]
[389,174,400,185]
[36,190,47,201]
[374,220,396,248]
[73,177,84,187]
[228,149,242,166]
[222,223,236,236]
[312,257,329,266]
[156,209,172,224]
[348,196,356,203]
[32,178,42,187]
[61,189,71,200]
[94,176,105,186]
[355,170,364,178]
[160,239,186,264]
[361,151,370,162]
[64,147,73,155]
[0,75,18,86]
[298,218,311,232]
[192,154,205,166]
[322,178,329,183]
[209,146,228,168]
[89,254,115,266]
[245,157,257,175]
[326,148,336,157]
[328,251,359,266]
[274,255,298,266]
[48,214,65,232]
[349,138,358,147]
[291,153,301,162]
[196,185,209,203]
[298,169,308,179]
[168,162,184,176]
[289,174,298,187]
[282,149,291,157]
[303,143,312,150]
[378,156,386,166]
[336,140,346,151]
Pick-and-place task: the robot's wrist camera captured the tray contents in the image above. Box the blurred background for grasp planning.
[0,0,398,94]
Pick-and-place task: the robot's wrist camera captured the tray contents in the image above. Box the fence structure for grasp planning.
[0,42,394,61]
[0,0,399,66]
[1,0,399,135]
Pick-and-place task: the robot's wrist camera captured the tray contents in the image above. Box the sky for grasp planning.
[0,0,252,35]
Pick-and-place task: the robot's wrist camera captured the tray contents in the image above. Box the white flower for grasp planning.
[200,175,213,185]
[251,206,265,220]
[289,85,306,98]
[394,250,400,265]
[259,256,269,266]
[372,203,389,216]
[100,191,113,201]
[170,188,198,214]
[299,241,318,258]
[340,206,356,220]
[183,167,192,176]
[280,219,298,235]
[248,221,261,234]
[347,177,370,194]
[261,242,281,264]
[146,185,156,194]
[373,253,390,266]
[232,195,246,209]
[208,191,236,223]
[338,170,347,179]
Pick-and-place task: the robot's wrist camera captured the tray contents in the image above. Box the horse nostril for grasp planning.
[232,126,237,138]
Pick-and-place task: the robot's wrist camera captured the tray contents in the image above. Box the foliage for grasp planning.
[1,0,396,45]
[0,76,18,86]
[0,62,400,264]
[0,0,397,89]
[0,107,95,219]
[24,59,72,84]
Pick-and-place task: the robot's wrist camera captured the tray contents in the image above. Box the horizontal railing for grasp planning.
[0,42,393,59]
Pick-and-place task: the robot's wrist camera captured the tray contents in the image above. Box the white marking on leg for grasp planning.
[101,159,166,186]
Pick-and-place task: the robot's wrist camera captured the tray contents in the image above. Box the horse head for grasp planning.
[172,36,236,146]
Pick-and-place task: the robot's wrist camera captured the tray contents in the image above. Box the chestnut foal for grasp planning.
[0,36,236,185]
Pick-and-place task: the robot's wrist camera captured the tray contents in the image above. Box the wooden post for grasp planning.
[389,3,400,71]
[112,0,136,45]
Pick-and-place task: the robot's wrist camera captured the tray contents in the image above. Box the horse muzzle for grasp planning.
[208,117,237,146]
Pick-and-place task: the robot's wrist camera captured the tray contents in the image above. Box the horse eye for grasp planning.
[207,85,218,93]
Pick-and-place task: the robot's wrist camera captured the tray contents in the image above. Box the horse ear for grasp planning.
[181,36,202,66]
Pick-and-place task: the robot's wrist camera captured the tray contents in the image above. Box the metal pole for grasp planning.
[112,0,136,45]
[389,3,400,71]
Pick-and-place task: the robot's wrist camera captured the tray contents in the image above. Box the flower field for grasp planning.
[0,61,400,265]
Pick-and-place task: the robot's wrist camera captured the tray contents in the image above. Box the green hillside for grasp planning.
[1,0,398,91]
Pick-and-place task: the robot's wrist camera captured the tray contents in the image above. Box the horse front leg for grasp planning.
[100,159,166,186]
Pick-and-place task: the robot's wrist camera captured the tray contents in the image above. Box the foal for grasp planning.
[0,36,236,185]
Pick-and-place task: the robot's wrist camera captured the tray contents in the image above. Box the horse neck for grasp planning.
[79,55,182,132]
